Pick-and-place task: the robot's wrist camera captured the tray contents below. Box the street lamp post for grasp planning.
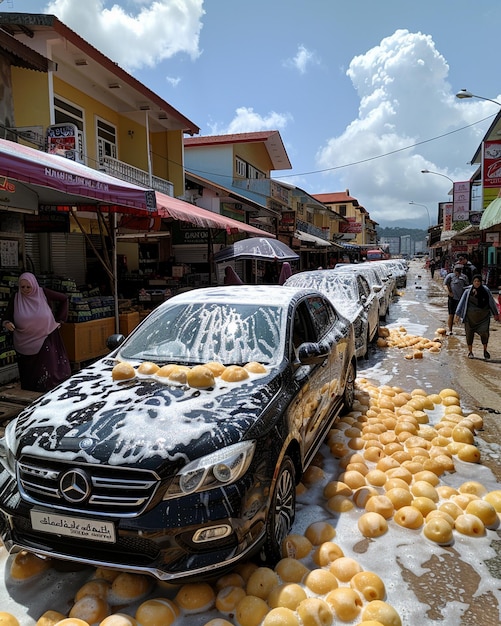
[455,89,501,107]
[456,89,501,227]
[409,201,431,229]
[421,169,454,196]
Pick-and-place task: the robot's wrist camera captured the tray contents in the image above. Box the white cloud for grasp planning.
[45,0,204,71]
[208,107,292,135]
[284,44,319,75]
[315,29,500,227]
[166,76,181,87]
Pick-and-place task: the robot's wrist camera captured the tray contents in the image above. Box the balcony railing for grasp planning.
[296,219,330,241]
[101,156,174,196]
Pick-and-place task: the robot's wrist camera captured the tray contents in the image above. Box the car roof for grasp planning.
[162,285,325,307]
[286,269,358,285]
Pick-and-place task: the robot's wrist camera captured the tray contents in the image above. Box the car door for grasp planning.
[362,268,389,318]
[288,296,336,464]
[356,274,379,341]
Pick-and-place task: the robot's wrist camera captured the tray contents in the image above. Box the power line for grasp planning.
[162,113,495,182]
[278,114,494,178]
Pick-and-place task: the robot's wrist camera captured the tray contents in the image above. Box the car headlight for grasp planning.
[0,421,17,477]
[163,440,256,500]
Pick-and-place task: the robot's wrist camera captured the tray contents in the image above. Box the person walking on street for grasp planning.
[444,264,469,335]
[429,259,436,279]
[454,274,500,360]
[457,254,476,282]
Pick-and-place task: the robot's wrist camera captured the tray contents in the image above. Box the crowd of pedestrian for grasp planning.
[430,253,500,360]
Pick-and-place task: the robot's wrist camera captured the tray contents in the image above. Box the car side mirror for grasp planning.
[107,333,126,351]
[297,341,329,365]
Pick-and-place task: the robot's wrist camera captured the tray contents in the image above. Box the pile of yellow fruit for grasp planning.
[4,381,500,626]
[321,381,499,547]
[376,326,445,359]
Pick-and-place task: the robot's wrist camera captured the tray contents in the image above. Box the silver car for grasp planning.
[285,270,379,359]
[333,264,392,320]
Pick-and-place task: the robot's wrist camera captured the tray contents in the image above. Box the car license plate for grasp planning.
[30,510,116,543]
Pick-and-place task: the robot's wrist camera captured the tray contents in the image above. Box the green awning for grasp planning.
[479,196,501,230]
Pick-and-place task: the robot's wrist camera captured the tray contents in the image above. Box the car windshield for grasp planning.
[119,301,284,366]
[287,274,358,304]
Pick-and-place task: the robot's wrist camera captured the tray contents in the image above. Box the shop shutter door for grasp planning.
[172,244,209,264]
[50,233,87,284]
[24,233,41,275]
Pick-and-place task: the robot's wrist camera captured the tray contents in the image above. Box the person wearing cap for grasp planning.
[456,254,476,282]
[443,264,469,335]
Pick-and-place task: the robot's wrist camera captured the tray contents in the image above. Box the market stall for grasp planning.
[0,138,156,374]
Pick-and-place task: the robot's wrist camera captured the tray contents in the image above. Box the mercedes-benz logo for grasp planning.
[59,469,91,503]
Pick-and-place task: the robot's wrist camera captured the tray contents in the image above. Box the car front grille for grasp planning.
[17,455,159,517]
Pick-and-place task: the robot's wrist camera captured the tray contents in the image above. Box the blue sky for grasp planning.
[3,0,501,229]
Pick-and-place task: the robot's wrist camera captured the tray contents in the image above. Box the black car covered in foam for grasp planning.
[0,285,356,581]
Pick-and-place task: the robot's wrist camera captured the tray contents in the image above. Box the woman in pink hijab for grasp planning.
[224,266,244,285]
[279,262,293,285]
[2,272,71,392]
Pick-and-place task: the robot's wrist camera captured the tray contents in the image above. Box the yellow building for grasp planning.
[312,190,378,246]
[0,12,202,285]
[1,12,199,195]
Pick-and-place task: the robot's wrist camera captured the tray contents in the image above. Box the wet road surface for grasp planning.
[1,259,501,625]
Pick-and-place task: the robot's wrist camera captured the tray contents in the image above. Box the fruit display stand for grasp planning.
[60,318,116,368]
[60,312,141,369]
[119,311,141,335]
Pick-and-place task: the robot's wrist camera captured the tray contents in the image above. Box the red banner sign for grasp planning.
[483,140,501,189]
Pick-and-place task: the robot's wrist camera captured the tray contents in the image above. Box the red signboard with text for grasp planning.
[339,217,362,233]
[483,140,501,188]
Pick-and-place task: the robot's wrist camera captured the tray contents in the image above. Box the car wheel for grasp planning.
[342,361,356,412]
[261,456,296,565]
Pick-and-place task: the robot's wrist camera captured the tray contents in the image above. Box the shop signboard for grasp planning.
[0,177,37,212]
[483,140,501,188]
[486,232,500,245]
[339,217,362,233]
[440,202,453,230]
[46,123,81,161]
[172,220,209,245]
[25,206,69,233]
[453,181,470,221]
[469,211,482,225]
[482,140,501,209]
[279,211,296,233]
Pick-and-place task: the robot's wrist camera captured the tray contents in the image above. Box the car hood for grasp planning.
[10,357,280,470]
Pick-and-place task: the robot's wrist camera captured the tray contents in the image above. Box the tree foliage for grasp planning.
[376,226,427,241]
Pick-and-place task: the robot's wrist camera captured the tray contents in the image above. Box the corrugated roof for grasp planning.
[0,28,55,72]
[185,131,292,171]
[312,192,360,205]
[185,131,277,146]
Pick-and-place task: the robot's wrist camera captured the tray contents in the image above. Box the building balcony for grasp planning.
[100,156,174,196]
[232,177,291,209]
[296,219,330,241]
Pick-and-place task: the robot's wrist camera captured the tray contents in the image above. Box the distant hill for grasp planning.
[376,226,427,241]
